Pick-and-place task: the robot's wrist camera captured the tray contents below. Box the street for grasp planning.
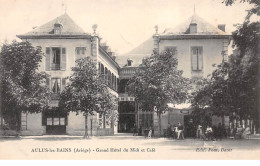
[0,133,260,159]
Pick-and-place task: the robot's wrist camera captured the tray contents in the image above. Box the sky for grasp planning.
[0,0,256,55]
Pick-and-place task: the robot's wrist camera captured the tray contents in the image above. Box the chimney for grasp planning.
[218,24,225,32]
[189,23,197,33]
[153,25,159,54]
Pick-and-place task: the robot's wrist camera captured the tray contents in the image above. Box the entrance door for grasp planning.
[46,117,66,135]
[118,113,135,133]
[43,109,67,135]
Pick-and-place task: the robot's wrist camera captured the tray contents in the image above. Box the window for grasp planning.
[75,47,86,60]
[46,117,66,126]
[191,47,203,71]
[52,48,61,70]
[45,47,66,71]
[164,46,177,56]
[53,118,60,125]
[51,78,61,93]
[47,118,53,125]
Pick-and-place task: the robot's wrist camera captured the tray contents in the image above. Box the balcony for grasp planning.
[51,63,60,70]
[50,93,60,101]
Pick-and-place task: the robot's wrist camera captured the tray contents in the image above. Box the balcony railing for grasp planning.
[51,63,60,70]
[50,93,60,100]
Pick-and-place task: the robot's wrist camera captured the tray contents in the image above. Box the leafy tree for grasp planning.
[128,50,191,136]
[223,0,260,21]
[0,41,50,135]
[59,57,117,138]
[192,0,260,131]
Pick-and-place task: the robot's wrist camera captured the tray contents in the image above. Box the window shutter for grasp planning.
[61,48,66,70]
[62,78,66,91]
[45,47,51,71]
[75,48,80,60]
[191,48,198,70]
[198,48,203,70]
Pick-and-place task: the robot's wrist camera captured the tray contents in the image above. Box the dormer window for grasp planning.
[54,20,63,34]
[127,59,133,66]
[190,23,197,33]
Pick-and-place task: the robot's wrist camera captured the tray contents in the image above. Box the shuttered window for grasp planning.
[45,47,66,71]
[51,78,61,93]
[61,48,66,71]
[62,78,67,91]
[45,47,51,71]
[191,47,203,71]
[75,47,86,60]
[165,46,177,56]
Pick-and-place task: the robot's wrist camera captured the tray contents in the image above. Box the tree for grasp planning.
[128,50,191,136]
[223,0,260,21]
[192,0,260,132]
[192,62,231,125]
[59,57,117,138]
[0,41,50,135]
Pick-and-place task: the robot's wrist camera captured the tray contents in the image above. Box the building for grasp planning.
[16,13,120,136]
[117,14,231,136]
[1,13,232,136]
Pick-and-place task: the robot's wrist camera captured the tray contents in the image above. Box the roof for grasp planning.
[17,13,90,38]
[161,14,229,36]
[116,37,153,67]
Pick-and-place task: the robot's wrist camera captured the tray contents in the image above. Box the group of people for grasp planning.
[132,125,153,138]
[197,123,225,141]
[166,122,185,140]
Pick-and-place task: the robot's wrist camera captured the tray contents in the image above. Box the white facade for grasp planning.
[17,13,119,136]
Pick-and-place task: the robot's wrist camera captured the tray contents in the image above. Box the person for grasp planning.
[242,127,251,139]
[196,125,202,139]
[205,125,213,140]
[212,125,218,140]
[133,124,137,136]
[138,125,142,136]
[144,127,148,138]
[177,122,184,140]
[217,123,223,141]
[167,123,172,138]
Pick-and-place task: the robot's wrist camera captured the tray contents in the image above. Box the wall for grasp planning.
[21,38,119,136]
[25,38,92,78]
[21,113,45,136]
[159,38,225,78]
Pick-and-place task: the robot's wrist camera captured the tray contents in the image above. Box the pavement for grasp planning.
[0,133,260,159]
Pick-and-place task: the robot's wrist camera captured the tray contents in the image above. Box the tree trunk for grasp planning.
[84,114,89,138]
[158,112,161,137]
[103,113,106,129]
[222,114,225,126]
[16,112,21,137]
[0,109,3,127]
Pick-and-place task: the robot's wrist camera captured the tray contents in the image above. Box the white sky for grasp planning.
[0,0,256,55]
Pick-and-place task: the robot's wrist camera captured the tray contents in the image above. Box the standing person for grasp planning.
[133,124,137,136]
[196,125,202,139]
[144,127,148,139]
[212,125,218,140]
[205,125,213,140]
[177,122,184,140]
[173,124,178,139]
[138,125,142,136]
[217,123,223,141]
[167,123,172,138]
